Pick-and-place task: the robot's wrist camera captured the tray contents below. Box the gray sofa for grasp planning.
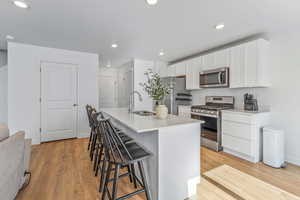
[0,124,32,200]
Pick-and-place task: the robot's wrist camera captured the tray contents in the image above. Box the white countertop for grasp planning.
[223,108,270,115]
[101,108,203,133]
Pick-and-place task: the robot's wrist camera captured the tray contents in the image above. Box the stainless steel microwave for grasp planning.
[200,67,229,88]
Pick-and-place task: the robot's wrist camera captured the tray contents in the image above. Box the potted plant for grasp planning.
[140,69,171,119]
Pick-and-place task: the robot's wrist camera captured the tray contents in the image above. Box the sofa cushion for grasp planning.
[0,124,9,142]
[0,131,25,199]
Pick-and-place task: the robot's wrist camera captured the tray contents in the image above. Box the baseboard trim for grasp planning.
[77,132,89,139]
[286,155,300,166]
[223,148,258,163]
[187,176,201,198]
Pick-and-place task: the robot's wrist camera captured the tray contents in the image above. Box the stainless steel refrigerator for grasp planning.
[161,77,192,115]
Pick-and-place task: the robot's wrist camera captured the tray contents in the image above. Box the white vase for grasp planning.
[155,105,168,119]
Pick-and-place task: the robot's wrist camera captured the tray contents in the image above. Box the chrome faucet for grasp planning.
[129,90,143,112]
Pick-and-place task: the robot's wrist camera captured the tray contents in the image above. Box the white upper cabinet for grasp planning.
[214,49,230,67]
[175,61,186,76]
[167,64,176,77]
[202,53,215,70]
[155,61,168,78]
[169,38,270,89]
[230,39,270,88]
[168,62,187,77]
[186,57,202,90]
[245,41,258,87]
[230,44,246,88]
[185,61,193,90]
[202,49,230,70]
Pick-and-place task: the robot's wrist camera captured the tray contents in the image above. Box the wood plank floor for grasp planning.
[201,148,300,197]
[196,178,238,200]
[16,138,300,200]
[204,165,300,200]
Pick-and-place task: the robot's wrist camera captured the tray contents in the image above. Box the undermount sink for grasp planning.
[132,110,155,116]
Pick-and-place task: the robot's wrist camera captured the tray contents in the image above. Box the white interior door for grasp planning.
[41,62,78,142]
[99,75,118,108]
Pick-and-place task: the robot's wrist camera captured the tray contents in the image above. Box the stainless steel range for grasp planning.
[191,96,234,151]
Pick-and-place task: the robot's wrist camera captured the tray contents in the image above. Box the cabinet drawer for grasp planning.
[222,112,253,124]
[222,134,252,156]
[222,120,252,140]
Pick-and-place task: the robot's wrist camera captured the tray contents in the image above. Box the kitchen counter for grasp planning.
[101,107,202,200]
[101,108,202,133]
[223,108,270,115]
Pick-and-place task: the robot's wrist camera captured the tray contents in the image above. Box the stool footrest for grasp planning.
[107,172,130,182]
[117,189,145,200]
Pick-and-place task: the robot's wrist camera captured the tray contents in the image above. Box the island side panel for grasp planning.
[158,123,201,200]
[110,118,159,200]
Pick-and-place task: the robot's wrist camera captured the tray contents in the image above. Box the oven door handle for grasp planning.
[191,112,218,118]
[218,72,222,84]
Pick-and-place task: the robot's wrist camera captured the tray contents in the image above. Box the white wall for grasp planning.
[8,42,99,144]
[0,66,8,124]
[133,59,154,111]
[192,32,300,165]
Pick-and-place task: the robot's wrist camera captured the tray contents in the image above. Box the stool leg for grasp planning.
[99,157,108,193]
[101,162,112,200]
[130,164,137,188]
[95,145,104,176]
[89,132,95,160]
[112,164,120,200]
[90,133,97,161]
[93,144,100,171]
[87,129,92,150]
[126,165,133,183]
[138,161,152,200]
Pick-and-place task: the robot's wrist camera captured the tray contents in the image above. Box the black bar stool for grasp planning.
[86,105,102,162]
[93,116,135,191]
[92,111,134,178]
[85,105,94,151]
[89,109,103,161]
[98,118,152,200]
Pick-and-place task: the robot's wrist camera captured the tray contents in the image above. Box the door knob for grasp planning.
[73,104,78,107]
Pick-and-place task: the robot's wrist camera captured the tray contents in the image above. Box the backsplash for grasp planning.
[191,87,271,110]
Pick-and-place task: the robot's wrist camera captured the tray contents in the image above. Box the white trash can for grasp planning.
[263,127,285,168]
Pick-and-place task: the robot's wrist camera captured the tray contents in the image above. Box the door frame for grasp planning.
[39,60,79,142]
[98,74,118,108]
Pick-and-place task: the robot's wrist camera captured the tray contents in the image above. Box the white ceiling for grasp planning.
[1,0,300,67]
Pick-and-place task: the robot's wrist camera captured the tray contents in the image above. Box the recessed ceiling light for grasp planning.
[159,51,164,56]
[146,0,158,5]
[111,43,118,48]
[6,35,15,40]
[13,0,29,9]
[215,23,225,30]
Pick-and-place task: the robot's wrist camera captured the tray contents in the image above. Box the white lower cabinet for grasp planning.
[222,134,252,156]
[221,110,270,163]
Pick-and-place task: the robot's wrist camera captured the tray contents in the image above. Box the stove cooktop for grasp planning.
[192,96,234,111]
[191,105,233,111]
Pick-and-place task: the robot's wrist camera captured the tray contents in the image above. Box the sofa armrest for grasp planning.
[24,139,32,172]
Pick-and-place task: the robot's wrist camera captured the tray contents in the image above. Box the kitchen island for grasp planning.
[101,108,203,200]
